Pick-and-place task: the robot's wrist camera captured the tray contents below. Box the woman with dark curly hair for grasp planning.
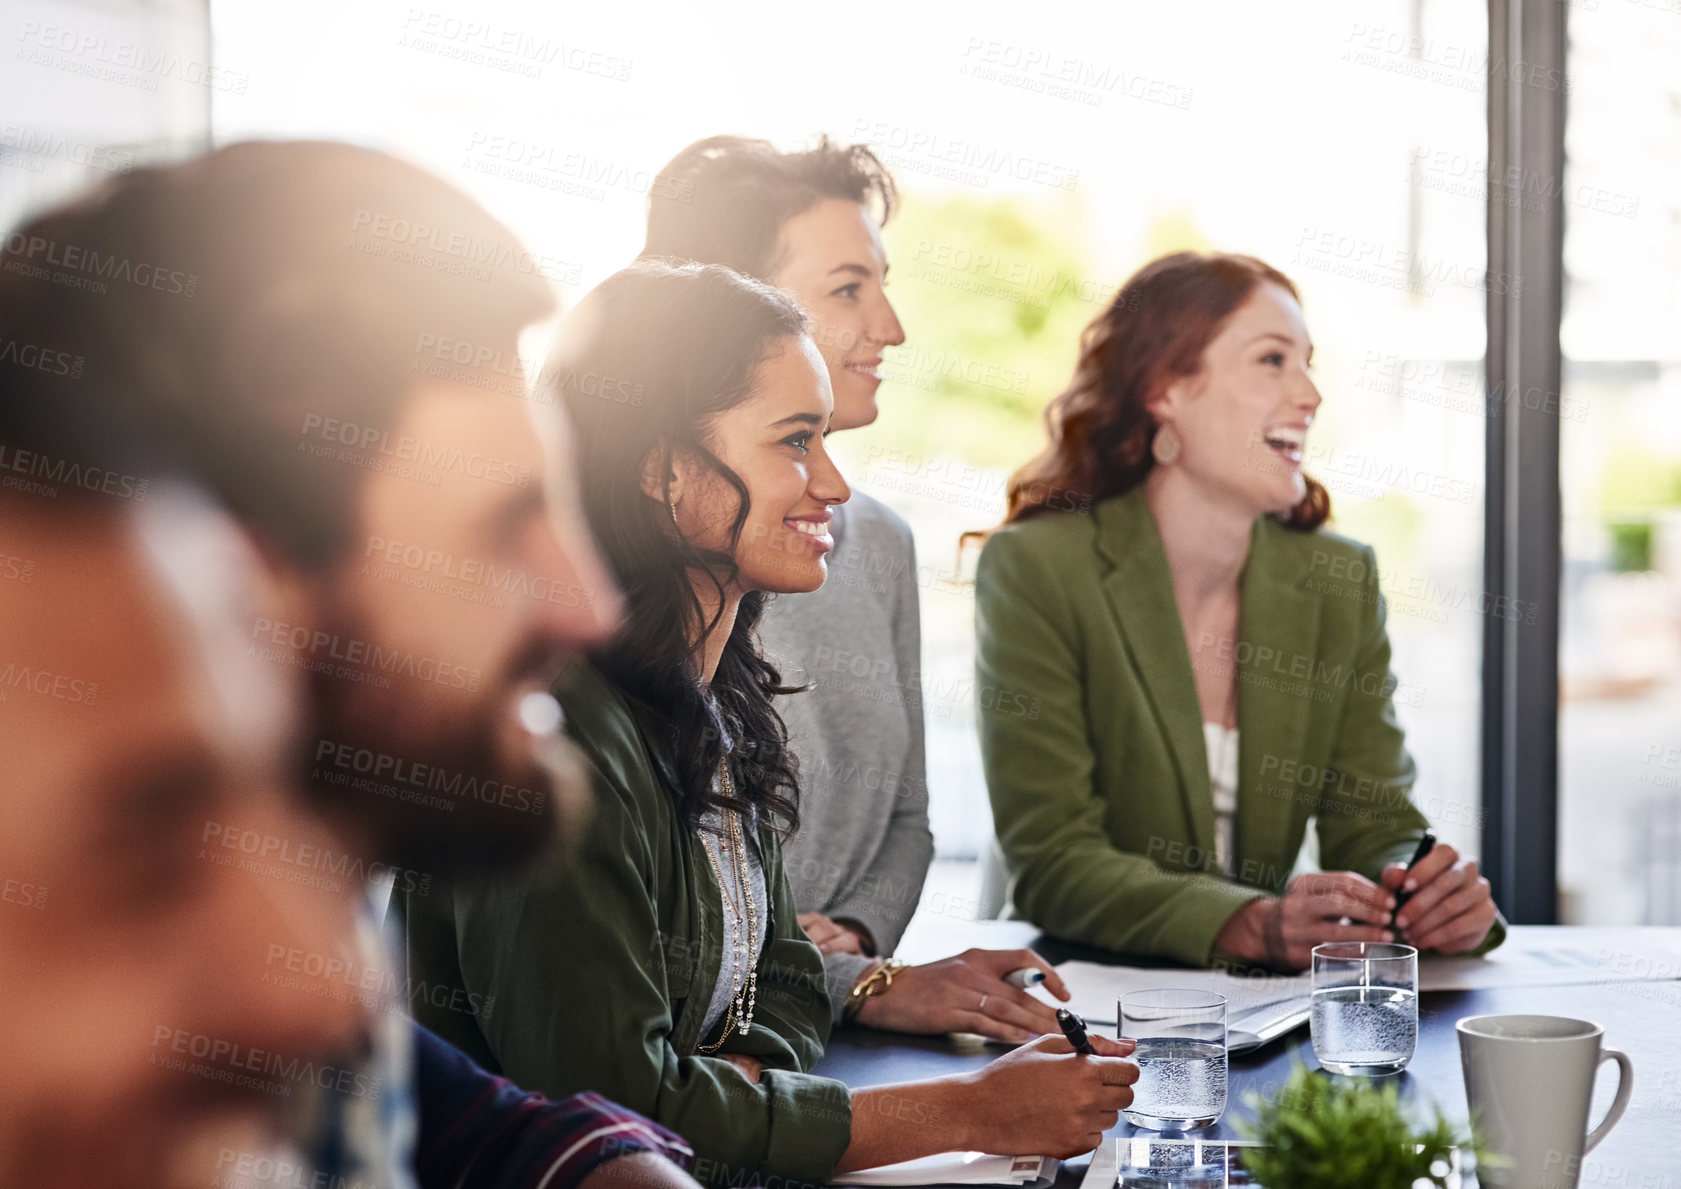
[406,260,1138,1184]
[976,251,1503,972]
[644,133,1072,1044]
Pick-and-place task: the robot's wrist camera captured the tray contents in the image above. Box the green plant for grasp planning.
[1606,520,1655,573]
[1235,1062,1471,1189]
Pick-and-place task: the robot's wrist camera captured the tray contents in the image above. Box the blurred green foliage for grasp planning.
[1595,449,1681,572]
[1599,448,1681,514]
[840,188,1208,476]
[833,187,1439,575]
[1607,520,1656,572]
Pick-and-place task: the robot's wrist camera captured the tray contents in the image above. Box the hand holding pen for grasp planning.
[1381,829,1500,954]
[1391,831,1437,920]
[1056,1008,1095,1055]
[960,1024,1138,1158]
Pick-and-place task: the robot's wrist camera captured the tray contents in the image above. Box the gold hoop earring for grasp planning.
[1152,423,1181,466]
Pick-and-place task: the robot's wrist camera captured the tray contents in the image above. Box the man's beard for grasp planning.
[297,636,592,878]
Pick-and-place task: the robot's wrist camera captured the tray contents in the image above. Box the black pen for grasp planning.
[1055,1008,1095,1056]
[1391,831,1437,922]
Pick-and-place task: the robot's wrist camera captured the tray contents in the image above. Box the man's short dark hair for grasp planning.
[641,135,896,279]
[0,141,554,564]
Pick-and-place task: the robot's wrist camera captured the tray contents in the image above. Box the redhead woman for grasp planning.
[405,261,1137,1184]
[976,251,1503,972]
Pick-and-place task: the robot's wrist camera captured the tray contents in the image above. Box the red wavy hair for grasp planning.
[1002,250,1330,531]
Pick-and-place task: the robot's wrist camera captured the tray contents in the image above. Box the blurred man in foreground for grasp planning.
[0,440,370,1186]
[0,142,692,1188]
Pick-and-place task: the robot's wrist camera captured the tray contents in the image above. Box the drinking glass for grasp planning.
[1119,989,1228,1131]
[1310,941,1418,1075]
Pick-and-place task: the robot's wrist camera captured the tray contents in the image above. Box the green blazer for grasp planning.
[403,662,852,1183]
[976,487,1503,966]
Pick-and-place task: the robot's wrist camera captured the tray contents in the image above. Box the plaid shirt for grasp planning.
[413,1024,694,1189]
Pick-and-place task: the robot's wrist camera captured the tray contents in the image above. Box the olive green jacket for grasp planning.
[976,488,1504,966]
[403,663,852,1184]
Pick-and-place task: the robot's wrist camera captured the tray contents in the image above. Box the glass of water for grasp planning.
[1119,989,1228,1131]
[1310,941,1418,1075]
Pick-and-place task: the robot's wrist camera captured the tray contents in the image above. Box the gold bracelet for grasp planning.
[843,958,906,1022]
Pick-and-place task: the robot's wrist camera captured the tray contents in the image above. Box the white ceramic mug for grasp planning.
[1457,1014,1633,1189]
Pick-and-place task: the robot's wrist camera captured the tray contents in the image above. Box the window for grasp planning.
[211,0,1491,896]
[1558,2,1681,925]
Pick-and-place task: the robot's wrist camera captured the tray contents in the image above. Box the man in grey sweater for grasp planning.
[645,134,1068,1042]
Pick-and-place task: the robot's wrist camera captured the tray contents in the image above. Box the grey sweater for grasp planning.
[758,489,934,1022]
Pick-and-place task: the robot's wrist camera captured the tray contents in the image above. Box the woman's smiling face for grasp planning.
[770,198,905,432]
[670,333,851,596]
[1151,282,1324,517]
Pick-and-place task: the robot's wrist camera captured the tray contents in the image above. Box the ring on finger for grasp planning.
[978,993,988,1013]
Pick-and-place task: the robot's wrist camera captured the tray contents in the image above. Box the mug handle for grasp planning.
[1583,1047,1634,1155]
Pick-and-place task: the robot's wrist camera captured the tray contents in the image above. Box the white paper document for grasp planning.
[1039,926,1681,1026]
[1415,925,1681,991]
[1038,962,1311,1026]
[835,1153,1058,1187]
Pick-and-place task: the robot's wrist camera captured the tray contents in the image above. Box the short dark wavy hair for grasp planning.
[642,134,897,279]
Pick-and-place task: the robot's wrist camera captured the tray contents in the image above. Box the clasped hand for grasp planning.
[1218,842,1497,971]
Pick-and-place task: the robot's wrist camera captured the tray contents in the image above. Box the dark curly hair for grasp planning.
[539,260,811,832]
[642,134,897,277]
[1003,251,1330,531]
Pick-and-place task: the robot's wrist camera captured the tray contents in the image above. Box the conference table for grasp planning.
[812,919,1681,1187]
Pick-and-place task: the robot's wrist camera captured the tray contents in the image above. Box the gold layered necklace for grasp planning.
[694,758,759,1053]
